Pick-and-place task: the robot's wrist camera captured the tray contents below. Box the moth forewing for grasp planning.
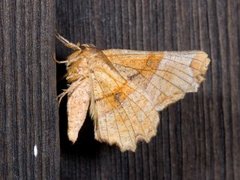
[104,49,210,111]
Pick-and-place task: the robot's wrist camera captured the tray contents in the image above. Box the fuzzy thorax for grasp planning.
[66,46,98,83]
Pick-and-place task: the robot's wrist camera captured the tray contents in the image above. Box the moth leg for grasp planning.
[52,55,68,64]
[57,90,68,105]
[56,33,81,51]
[57,76,87,105]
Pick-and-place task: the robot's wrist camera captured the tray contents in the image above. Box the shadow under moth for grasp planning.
[57,34,210,152]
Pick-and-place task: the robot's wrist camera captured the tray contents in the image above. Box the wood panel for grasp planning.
[61,0,239,179]
[0,0,59,179]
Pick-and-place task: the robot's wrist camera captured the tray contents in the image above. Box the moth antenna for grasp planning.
[56,33,81,51]
[81,44,95,48]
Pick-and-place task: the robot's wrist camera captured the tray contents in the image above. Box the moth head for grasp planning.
[65,45,98,83]
[66,45,97,65]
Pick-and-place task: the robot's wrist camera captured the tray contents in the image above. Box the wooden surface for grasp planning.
[0,0,59,179]
[56,0,240,180]
[1,0,240,179]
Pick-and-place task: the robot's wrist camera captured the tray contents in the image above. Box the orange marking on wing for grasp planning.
[97,83,135,111]
[139,53,164,80]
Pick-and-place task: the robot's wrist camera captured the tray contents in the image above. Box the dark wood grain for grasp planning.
[0,0,59,179]
[2,0,239,179]
[56,0,240,180]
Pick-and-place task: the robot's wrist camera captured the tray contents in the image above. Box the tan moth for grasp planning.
[57,34,210,152]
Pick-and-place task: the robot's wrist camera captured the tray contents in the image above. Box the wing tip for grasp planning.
[193,52,211,84]
[68,130,78,144]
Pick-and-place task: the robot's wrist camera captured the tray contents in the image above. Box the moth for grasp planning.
[57,34,210,152]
